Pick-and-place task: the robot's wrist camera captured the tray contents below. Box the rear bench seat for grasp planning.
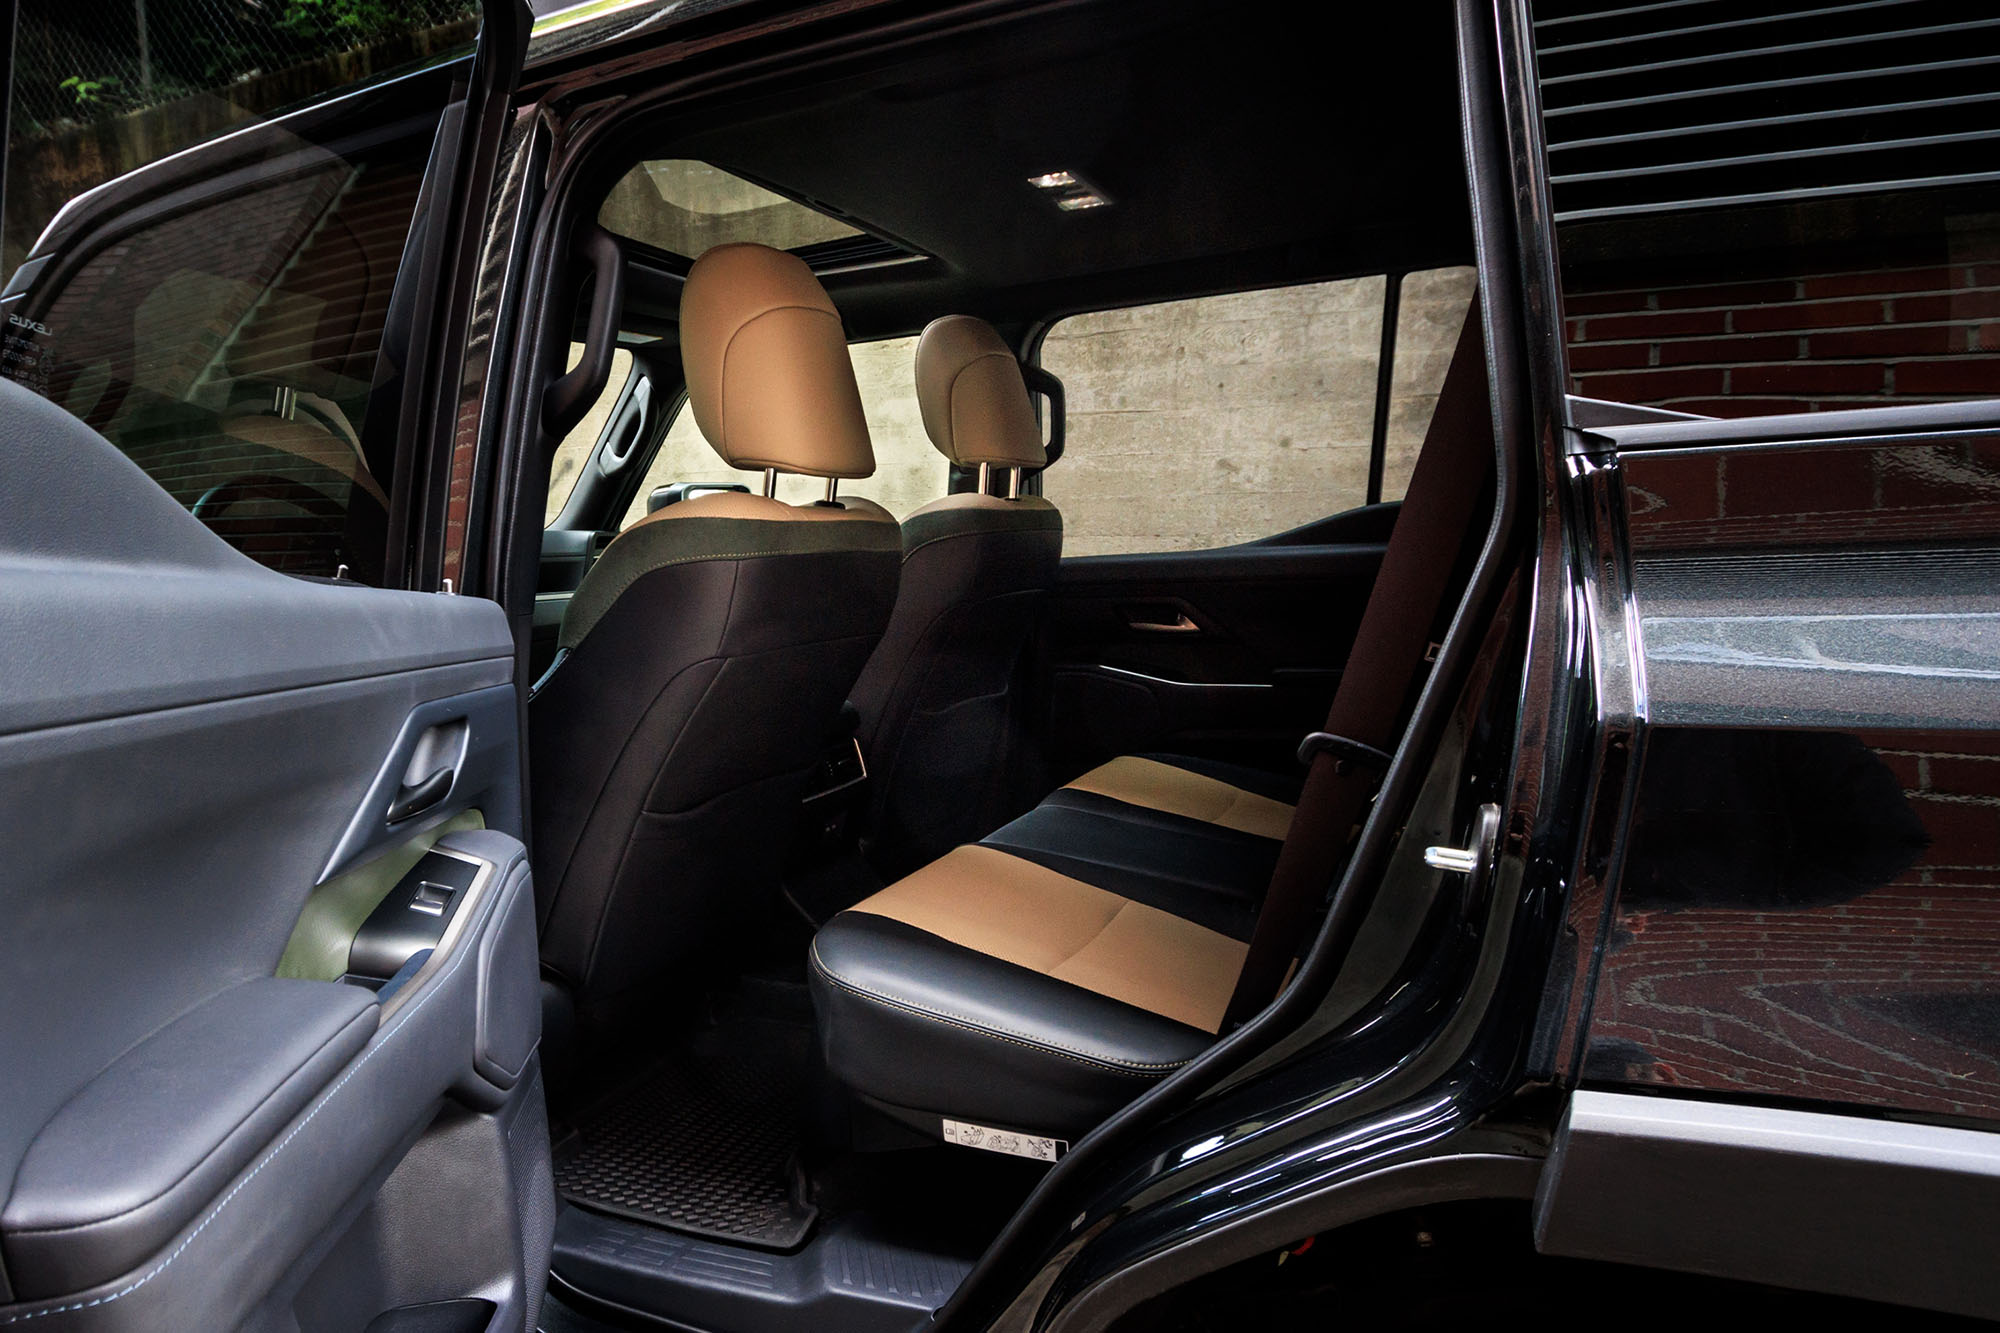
[809,753,1293,1139]
[809,297,1492,1146]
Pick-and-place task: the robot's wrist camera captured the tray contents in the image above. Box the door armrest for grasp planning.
[0,978,378,1300]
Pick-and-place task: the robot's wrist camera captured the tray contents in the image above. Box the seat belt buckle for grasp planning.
[1296,731,1392,775]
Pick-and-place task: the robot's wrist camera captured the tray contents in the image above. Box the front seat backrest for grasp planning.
[531,242,902,1026]
[849,315,1063,876]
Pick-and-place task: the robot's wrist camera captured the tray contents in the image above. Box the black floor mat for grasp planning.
[553,1017,818,1250]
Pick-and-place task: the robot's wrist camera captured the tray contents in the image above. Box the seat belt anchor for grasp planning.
[1296,732,1392,774]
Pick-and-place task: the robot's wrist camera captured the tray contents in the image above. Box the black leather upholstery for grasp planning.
[532,529,900,1020]
[0,978,378,1299]
[810,913,1211,1138]
[851,496,1062,877]
[811,754,1292,1140]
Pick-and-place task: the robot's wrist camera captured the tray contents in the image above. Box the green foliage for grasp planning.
[58,75,122,110]
[274,0,406,45]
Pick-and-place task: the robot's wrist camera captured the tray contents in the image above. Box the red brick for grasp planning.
[1894,358,2000,395]
[1622,451,1723,523]
[1978,323,2000,352]
[1722,447,1877,517]
[1564,291,1650,316]
[1656,279,1800,309]
[1924,754,2000,797]
[1567,340,1653,371]
[1803,268,1952,299]
[1734,299,1888,333]
[1893,292,2000,322]
[1665,396,1816,417]
[1733,362,1888,395]
[1910,796,2000,869]
[1656,335,1800,366]
[1578,309,1728,340]
[1959,265,2000,289]
[1571,367,1726,401]
[1875,751,1923,790]
[1809,326,1960,359]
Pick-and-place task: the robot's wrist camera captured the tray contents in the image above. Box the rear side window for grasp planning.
[1038,268,1475,556]
[1,132,433,583]
[620,335,948,527]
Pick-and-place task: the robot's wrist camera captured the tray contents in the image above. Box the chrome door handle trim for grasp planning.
[1424,844,1480,873]
[1129,612,1200,633]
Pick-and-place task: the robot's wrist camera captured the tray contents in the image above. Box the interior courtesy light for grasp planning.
[1027,169,1111,212]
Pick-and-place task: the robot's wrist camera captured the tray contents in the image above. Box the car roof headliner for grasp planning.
[587,0,1472,342]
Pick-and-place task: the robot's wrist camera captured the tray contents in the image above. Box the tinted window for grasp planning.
[1038,269,1474,556]
[1,132,435,582]
[6,0,478,276]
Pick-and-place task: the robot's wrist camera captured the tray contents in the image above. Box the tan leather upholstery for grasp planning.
[680,242,874,478]
[913,315,1046,470]
[1065,756,1296,842]
[220,413,388,508]
[626,489,894,529]
[847,845,1246,1033]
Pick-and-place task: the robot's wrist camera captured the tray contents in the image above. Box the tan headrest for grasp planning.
[680,242,874,479]
[914,315,1046,471]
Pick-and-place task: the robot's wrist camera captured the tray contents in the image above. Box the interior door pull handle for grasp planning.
[1130,612,1200,633]
[386,769,453,823]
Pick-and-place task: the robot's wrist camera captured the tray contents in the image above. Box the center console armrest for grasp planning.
[0,978,378,1300]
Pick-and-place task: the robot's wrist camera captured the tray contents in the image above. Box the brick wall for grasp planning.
[1566,241,2000,416]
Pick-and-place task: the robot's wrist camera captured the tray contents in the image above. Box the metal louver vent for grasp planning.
[1533,0,2000,222]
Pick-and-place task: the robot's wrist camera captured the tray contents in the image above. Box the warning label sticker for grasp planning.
[941,1119,1066,1162]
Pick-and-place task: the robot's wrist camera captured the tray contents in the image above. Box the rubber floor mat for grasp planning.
[554,1018,817,1250]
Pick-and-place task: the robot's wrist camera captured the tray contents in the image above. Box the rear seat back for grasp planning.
[849,316,1063,877]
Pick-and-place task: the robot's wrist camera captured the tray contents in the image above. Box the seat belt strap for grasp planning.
[1224,301,1496,1026]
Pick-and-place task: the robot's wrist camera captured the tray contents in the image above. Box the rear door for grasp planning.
[0,4,550,1330]
[1031,268,1475,777]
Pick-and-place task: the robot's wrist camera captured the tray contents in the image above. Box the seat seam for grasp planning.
[6,1003,379,1238]
[0,868,501,1325]
[809,941,1191,1075]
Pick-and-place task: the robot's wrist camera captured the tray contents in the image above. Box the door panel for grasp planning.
[1041,534,1388,778]
[0,299,548,1329]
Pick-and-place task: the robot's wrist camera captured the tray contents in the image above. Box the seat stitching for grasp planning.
[0,869,503,1325]
[809,942,1190,1075]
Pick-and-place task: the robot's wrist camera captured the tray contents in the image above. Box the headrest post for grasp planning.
[1006,467,1022,500]
[977,461,992,495]
[762,467,779,499]
[824,477,839,505]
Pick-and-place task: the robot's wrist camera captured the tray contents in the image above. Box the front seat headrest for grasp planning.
[680,242,875,479]
[914,315,1046,471]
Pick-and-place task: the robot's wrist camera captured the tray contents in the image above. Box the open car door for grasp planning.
[0,2,548,1329]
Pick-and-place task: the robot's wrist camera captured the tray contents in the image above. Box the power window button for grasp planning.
[410,881,455,916]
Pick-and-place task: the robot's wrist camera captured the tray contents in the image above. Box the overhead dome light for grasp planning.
[1027,169,1110,212]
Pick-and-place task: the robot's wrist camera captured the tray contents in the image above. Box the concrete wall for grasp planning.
[559,267,1477,545]
[1039,267,1476,554]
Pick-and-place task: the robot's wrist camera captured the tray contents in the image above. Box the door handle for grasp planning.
[1128,611,1200,633]
[386,768,454,823]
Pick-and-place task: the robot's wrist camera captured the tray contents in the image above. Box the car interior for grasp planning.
[512,2,1493,1325]
[0,0,1501,1326]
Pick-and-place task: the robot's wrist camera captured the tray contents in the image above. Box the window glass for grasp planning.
[1039,279,1386,556]
[620,336,945,528]
[0,132,434,582]
[599,160,862,259]
[545,346,634,525]
[6,0,478,276]
[1534,0,2000,415]
[1382,267,1478,502]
